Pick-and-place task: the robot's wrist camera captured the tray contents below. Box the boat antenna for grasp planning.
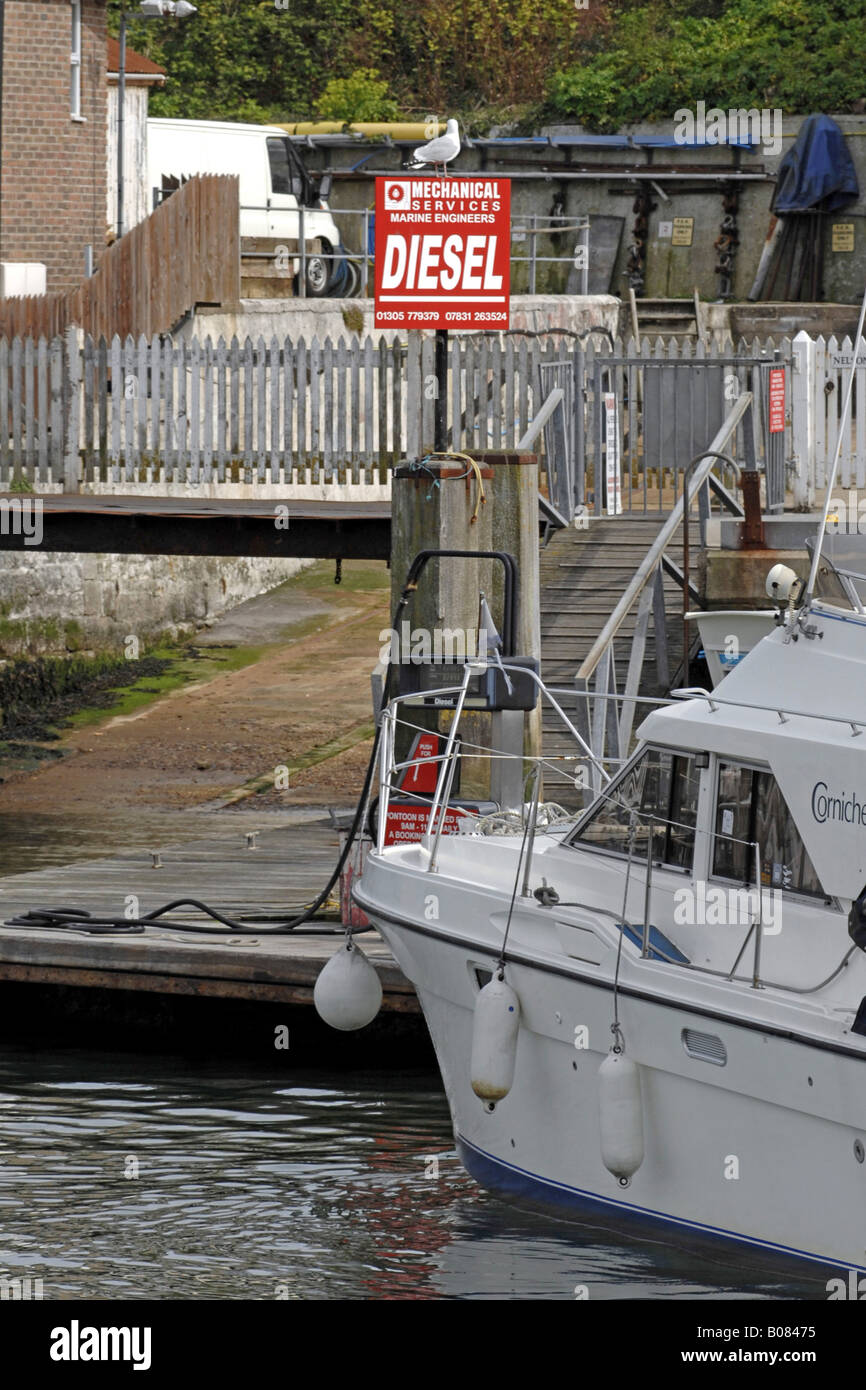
[804,280,866,608]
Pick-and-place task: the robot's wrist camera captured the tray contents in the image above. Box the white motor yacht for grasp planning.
[354,576,866,1271]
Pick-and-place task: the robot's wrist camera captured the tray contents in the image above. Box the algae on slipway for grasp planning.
[0,651,175,743]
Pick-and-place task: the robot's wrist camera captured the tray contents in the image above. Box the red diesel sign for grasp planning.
[374,176,511,330]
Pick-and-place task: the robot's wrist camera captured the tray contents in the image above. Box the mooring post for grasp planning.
[389,447,541,807]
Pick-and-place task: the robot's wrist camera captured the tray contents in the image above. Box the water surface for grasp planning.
[0,1046,827,1300]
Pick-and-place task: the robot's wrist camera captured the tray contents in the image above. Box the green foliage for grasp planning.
[543,0,866,129]
[317,69,398,123]
[107,0,864,129]
[108,0,361,122]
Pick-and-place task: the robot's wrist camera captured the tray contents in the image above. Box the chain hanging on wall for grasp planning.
[714,185,740,300]
[626,189,655,294]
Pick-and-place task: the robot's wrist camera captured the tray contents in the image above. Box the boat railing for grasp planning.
[585,780,859,995]
[375,663,673,858]
[568,799,854,997]
[672,683,866,737]
[376,691,858,997]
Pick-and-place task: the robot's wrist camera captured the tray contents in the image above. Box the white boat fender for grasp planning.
[470,971,520,1106]
[313,937,383,1031]
[598,1044,644,1186]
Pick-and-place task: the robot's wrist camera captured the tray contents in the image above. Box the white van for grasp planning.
[146,118,344,296]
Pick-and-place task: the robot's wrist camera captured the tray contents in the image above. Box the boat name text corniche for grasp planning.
[811,781,866,827]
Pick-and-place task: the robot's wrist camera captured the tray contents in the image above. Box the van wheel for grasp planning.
[305,242,332,297]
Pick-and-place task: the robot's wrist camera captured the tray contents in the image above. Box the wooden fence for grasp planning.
[0,328,799,498]
[0,330,554,488]
[0,176,240,344]
[791,331,866,506]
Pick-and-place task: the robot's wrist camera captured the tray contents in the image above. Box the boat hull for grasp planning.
[370,910,866,1276]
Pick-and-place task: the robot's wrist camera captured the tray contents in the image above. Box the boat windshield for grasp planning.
[565,746,700,869]
[566,746,828,900]
[713,761,826,898]
[810,540,866,612]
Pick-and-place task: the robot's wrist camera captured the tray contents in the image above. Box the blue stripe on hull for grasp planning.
[457,1135,866,1277]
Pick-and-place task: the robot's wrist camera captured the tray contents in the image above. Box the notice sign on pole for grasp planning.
[374,177,511,331]
[602,393,622,515]
[768,367,785,433]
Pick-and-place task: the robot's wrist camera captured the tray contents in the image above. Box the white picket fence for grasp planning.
[0,330,548,490]
[2,326,861,509]
[791,330,866,505]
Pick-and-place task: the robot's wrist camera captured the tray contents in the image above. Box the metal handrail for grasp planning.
[577,392,753,685]
[516,387,564,450]
[375,699,856,999]
[671,682,866,736]
[375,661,618,859]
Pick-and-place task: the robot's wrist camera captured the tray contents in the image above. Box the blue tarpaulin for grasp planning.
[772,114,859,214]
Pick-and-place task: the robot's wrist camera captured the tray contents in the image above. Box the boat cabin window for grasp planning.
[568,748,700,869]
[713,761,825,898]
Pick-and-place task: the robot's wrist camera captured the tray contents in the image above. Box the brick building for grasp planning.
[0,0,108,294]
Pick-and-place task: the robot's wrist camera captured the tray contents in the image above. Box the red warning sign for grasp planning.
[396,731,441,796]
[374,176,511,331]
[383,804,472,846]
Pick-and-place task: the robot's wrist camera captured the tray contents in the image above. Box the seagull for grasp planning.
[411,118,461,175]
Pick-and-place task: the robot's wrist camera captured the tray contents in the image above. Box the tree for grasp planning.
[317,69,398,123]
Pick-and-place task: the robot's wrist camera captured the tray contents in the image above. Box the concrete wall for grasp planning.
[0,552,311,656]
[189,294,620,345]
[310,116,866,305]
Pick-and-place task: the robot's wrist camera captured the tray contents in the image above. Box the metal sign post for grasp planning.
[434,328,448,451]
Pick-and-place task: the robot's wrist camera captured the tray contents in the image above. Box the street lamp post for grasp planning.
[116,0,196,241]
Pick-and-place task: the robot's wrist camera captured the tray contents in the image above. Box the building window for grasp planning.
[70,0,82,119]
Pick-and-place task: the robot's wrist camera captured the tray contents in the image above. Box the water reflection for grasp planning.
[0,1046,827,1300]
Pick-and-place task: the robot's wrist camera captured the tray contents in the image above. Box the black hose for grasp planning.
[4,700,383,936]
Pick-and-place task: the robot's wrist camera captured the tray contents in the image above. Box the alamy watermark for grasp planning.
[673,881,783,935]
[827,1269,866,1299]
[0,1272,43,1300]
[50,1322,151,1370]
[0,496,42,546]
[825,490,866,535]
[378,622,496,665]
[674,102,783,158]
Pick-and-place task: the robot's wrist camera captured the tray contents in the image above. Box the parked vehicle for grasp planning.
[147,118,345,297]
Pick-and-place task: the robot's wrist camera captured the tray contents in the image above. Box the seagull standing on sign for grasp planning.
[411,118,461,176]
